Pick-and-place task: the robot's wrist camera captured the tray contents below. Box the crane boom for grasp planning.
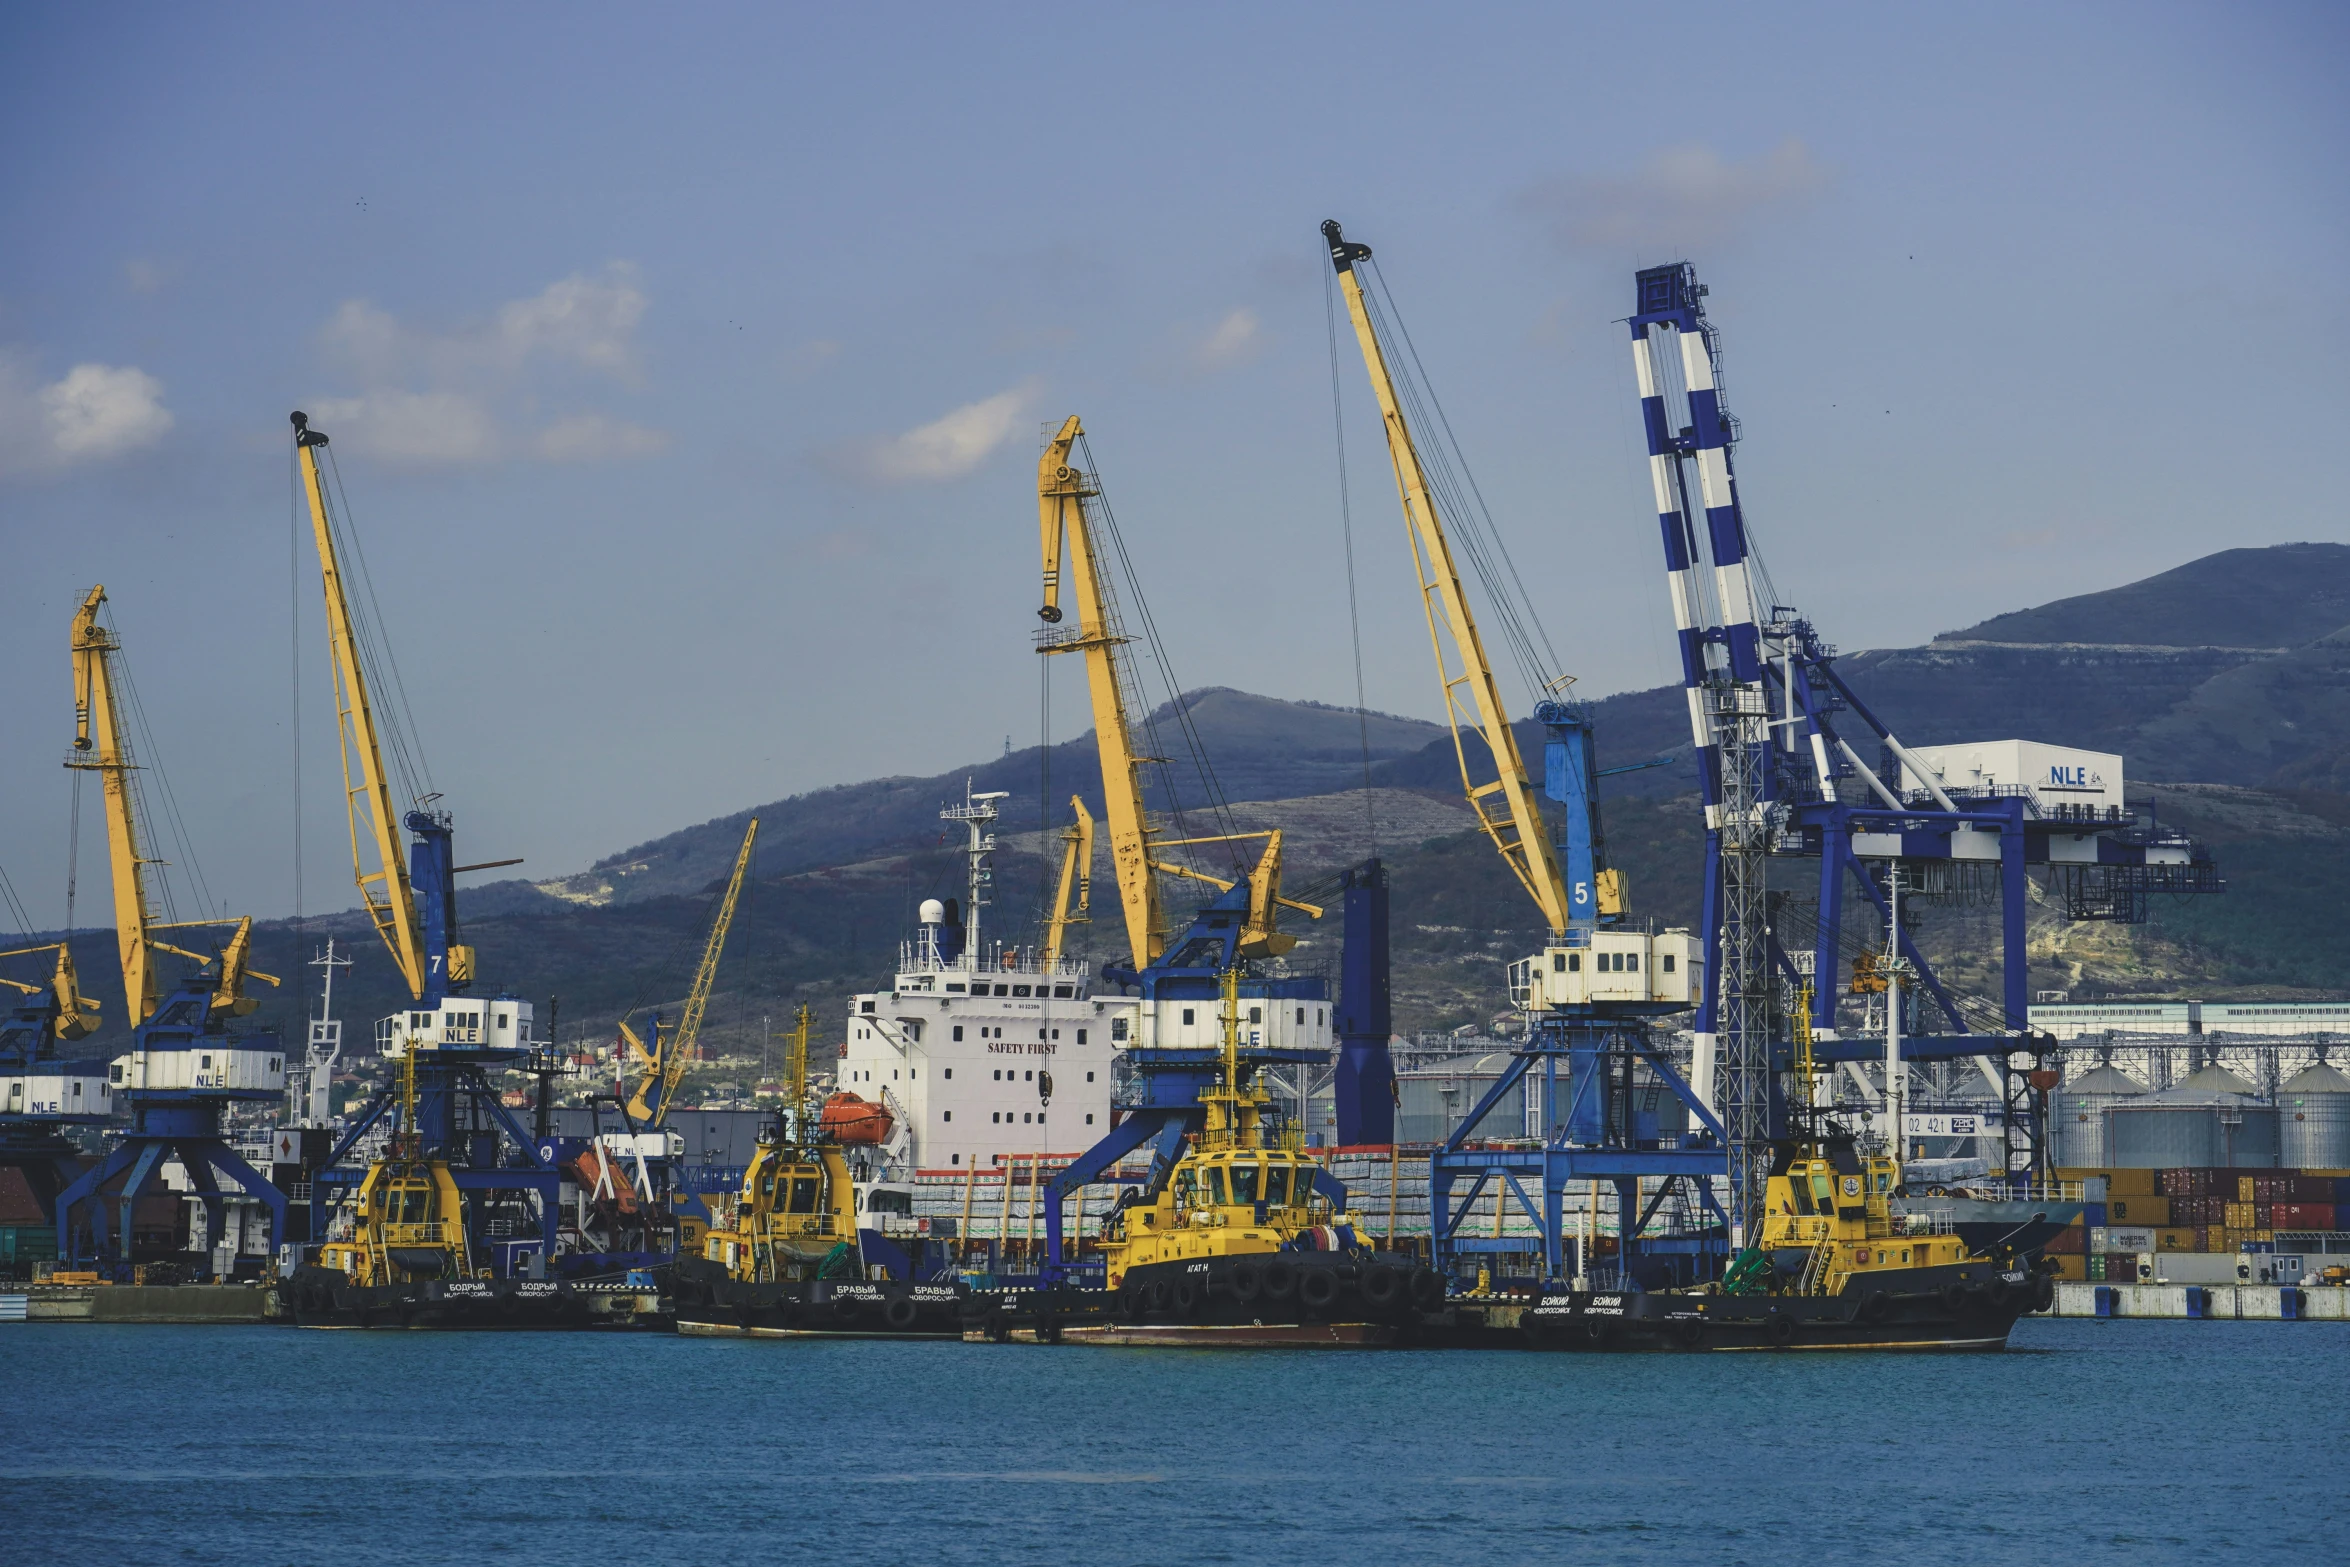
[1323,222,1574,937]
[1041,796,1094,966]
[293,412,431,1001]
[1036,416,1167,968]
[626,817,758,1126]
[67,585,161,1026]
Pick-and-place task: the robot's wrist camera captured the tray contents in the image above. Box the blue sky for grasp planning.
[2,2,2344,926]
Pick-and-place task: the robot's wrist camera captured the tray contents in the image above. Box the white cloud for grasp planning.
[1521,137,1831,254]
[534,413,670,463]
[307,265,666,469]
[322,264,650,382]
[1188,308,1262,372]
[0,355,173,475]
[305,392,499,466]
[44,364,174,458]
[830,384,1034,484]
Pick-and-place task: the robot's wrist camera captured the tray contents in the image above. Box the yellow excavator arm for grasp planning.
[625,817,758,1125]
[1324,223,1573,938]
[1036,416,1167,968]
[294,412,430,1000]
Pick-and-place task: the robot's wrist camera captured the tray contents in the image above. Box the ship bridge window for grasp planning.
[994,985,1010,997]
[1053,985,1074,999]
[953,1026,963,1042]
[947,983,965,993]
[1111,1019,1128,1041]
[1012,985,1031,997]
[861,1001,876,1014]
[1808,1172,1834,1210]
[1263,1163,1292,1206]
[1181,1009,1195,1027]
[1789,1179,1815,1216]
[1248,1007,1262,1025]
[788,1177,819,1213]
[1076,1028,1087,1045]
[1204,1167,1227,1206]
[1229,1160,1260,1205]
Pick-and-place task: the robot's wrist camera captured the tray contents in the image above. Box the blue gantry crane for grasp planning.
[0,943,110,1254]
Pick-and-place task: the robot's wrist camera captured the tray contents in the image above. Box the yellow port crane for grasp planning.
[1324,224,1581,938]
[623,817,759,1125]
[1040,796,1094,967]
[0,944,100,1040]
[68,585,277,1022]
[1035,416,1168,968]
[293,413,444,1000]
[1035,416,1317,965]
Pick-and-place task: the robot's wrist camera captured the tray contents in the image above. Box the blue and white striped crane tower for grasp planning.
[1326,221,1731,1290]
[1627,262,2220,1221]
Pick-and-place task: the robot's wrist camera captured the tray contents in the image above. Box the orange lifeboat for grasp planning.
[820,1091,894,1145]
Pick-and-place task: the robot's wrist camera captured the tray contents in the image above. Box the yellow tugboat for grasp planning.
[671,1007,962,1338]
[977,968,1443,1347]
[1517,994,2072,1351]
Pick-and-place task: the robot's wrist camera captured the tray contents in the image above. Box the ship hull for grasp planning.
[963,1252,1442,1348]
[1476,1263,2052,1352]
[277,1266,665,1330]
[669,1258,963,1339]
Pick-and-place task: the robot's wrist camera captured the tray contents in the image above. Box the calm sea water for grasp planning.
[2,1317,2342,1566]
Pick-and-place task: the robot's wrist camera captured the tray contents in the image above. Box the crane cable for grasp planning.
[1072,431,1248,882]
[316,443,435,814]
[1357,256,1565,705]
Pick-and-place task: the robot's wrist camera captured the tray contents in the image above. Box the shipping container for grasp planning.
[2226,1201,2256,1229]
[2238,1175,2258,1201]
[2160,1168,2209,1197]
[2045,1224,2086,1255]
[2091,1226,2156,1254]
[2056,1166,2156,1197]
[2086,1255,2107,1281]
[2108,1195,2169,1226]
[2049,1254,2087,1281]
[2106,1252,2150,1281]
[2155,1228,2199,1252]
[2079,1203,2107,1228]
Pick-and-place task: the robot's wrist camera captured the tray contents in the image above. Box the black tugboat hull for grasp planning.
[963,1252,1443,1347]
[277,1266,666,1330]
[1496,1264,2051,1352]
[669,1257,963,1339]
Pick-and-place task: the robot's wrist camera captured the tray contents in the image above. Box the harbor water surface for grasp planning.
[3,1318,2342,1566]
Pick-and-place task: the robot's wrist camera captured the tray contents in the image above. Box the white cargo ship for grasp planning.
[831,783,1333,1184]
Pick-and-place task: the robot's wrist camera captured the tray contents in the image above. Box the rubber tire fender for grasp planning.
[1120,1280,1147,1321]
[1262,1259,1298,1302]
[1360,1263,1402,1310]
[1676,1317,1706,1349]
[1297,1267,1338,1313]
[1408,1267,1445,1311]
[1146,1276,1172,1316]
[1939,1281,1968,1313]
[1768,1311,1796,1348]
[1172,1275,1203,1316]
[1230,1260,1265,1304]
[883,1295,919,1331]
[832,1293,864,1323]
[1858,1291,1892,1326]
[1579,1315,1611,1348]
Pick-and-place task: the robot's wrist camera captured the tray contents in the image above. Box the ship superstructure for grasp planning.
[837,783,1147,1176]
